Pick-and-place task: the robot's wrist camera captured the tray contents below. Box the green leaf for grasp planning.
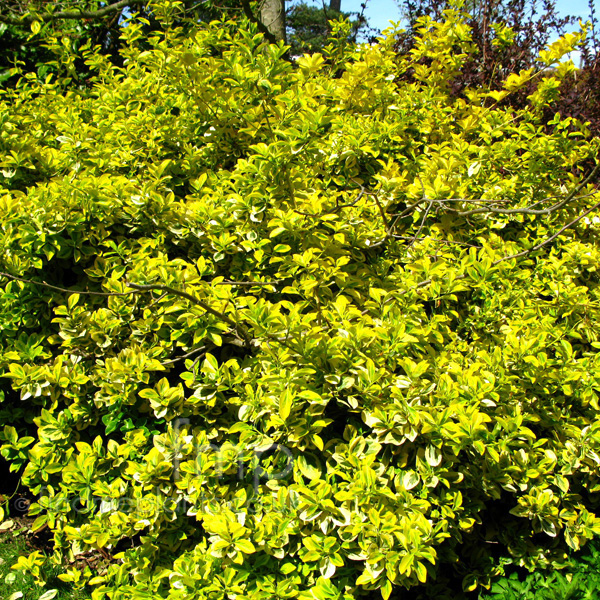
[380,578,393,600]
[235,539,256,554]
[279,389,293,421]
[402,471,420,490]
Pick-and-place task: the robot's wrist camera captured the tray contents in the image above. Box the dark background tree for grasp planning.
[286,0,370,54]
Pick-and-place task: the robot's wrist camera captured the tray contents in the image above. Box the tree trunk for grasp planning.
[260,0,286,43]
[329,0,341,11]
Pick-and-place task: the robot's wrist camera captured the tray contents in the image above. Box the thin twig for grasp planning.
[358,187,600,318]
[391,235,481,248]
[293,189,365,217]
[372,191,390,232]
[0,0,131,24]
[161,346,207,366]
[492,199,600,265]
[214,279,285,286]
[407,200,434,248]
[386,198,512,215]
[125,282,252,348]
[147,291,169,309]
[0,271,132,296]
[393,199,600,302]
[0,271,253,348]
[454,163,600,217]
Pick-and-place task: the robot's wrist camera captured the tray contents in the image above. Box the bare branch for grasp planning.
[391,235,481,248]
[0,0,132,24]
[293,189,365,217]
[407,200,434,248]
[147,291,169,309]
[493,198,600,265]
[125,282,252,348]
[0,271,132,296]
[0,271,253,348]
[385,198,512,215]
[453,163,600,217]
[391,197,600,302]
[160,346,207,366]
[371,191,390,233]
[358,172,600,317]
[215,279,285,286]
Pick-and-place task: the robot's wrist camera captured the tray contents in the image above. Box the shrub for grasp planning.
[1,4,600,599]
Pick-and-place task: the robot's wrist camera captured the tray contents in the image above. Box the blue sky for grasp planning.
[339,0,596,34]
